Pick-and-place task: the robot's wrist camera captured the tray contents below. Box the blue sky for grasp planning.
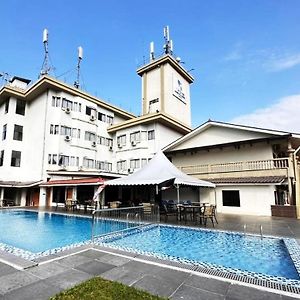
[1,0,300,130]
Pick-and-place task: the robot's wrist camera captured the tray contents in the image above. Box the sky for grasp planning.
[1,0,300,131]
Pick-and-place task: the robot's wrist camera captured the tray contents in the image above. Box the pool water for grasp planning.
[104,225,300,280]
[0,210,136,253]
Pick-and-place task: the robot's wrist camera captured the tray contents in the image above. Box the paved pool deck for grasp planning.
[1,208,300,299]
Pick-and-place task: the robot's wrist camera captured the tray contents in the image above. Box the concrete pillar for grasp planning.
[39,187,47,207]
[287,139,295,205]
[0,188,4,200]
[20,188,27,206]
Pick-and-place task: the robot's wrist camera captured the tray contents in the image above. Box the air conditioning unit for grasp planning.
[90,115,96,121]
[64,135,71,142]
[109,146,113,151]
[118,143,122,148]
[131,140,137,146]
[128,168,134,173]
[65,107,71,114]
[91,141,96,147]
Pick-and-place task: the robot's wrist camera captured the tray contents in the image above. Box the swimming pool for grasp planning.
[99,224,300,285]
[0,210,137,258]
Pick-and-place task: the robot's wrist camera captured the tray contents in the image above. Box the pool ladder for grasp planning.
[243,224,263,239]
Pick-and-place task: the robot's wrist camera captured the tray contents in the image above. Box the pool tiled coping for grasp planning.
[1,209,300,296]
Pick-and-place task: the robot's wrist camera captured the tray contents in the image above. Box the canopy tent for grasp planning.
[106,151,215,188]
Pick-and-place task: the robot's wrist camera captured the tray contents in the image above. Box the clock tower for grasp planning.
[136,27,194,128]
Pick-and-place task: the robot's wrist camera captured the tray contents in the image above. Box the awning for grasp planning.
[40,177,105,187]
[106,151,215,188]
[0,180,43,188]
[204,176,286,185]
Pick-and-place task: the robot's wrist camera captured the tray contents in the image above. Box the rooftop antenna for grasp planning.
[40,28,51,77]
[0,72,9,86]
[74,46,83,89]
[163,26,173,55]
[150,42,155,61]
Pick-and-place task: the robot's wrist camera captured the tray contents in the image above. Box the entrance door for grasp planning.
[66,187,73,200]
[31,188,40,206]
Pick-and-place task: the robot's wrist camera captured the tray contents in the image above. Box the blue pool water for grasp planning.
[104,225,300,280]
[0,210,136,253]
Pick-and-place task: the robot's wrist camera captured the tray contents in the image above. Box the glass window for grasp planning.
[72,128,77,138]
[50,124,54,134]
[54,125,59,134]
[86,106,91,115]
[117,135,126,146]
[98,112,106,122]
[0,150,4,166]
[58,155,69,166]
[51,96,56,107]
[77,129,80,138]
[48,154,52,164]
[61,126,71,136]
[83,157,94,168]
[85,131,96,142]
[130,159,140,169]
[78,103,81,112]
[13,125,23,141]
[148,130,155,140]
[222,190,240,207]
[16,99,26,115]
[4,99,9,113]
[107,115,113,125]
[62,98,73,110]
[2,124,7,140]
[11,150,21,167]
[117,160,126,171]
[56,97,61,107]
[141,158,147,167]
[130,131,140,143]
[52,154,57,164]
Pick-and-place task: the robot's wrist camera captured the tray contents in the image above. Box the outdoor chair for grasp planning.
[199,205,218,227]
[65,199,77,211]
[161,200,178,221]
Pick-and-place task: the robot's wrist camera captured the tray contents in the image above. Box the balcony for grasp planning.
[179,158,290,179]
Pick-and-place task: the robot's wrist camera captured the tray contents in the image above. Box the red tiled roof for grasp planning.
[40,177,105,186]
[204,176,286,185]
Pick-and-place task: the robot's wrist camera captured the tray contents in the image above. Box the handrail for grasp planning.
[180,158,289,175]
[92,206,144,215]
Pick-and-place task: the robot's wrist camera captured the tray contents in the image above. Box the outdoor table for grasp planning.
[177,205,200,222]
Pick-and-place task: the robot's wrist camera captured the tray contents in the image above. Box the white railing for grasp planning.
[180,158,289,175]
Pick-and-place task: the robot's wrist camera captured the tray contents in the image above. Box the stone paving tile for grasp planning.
[46,269,93,290]
[0,262,18,277]
[75,260,116,276]
[186,274,230,295]
[225,284,282,300]
[0,271,40,295]
[26,261,69,279]
[133,273,186,298]
[101,265,145,286]
[4,280,62,300]
[55,253,93,268]
[171,284,225,300]
[77,249,107,259]
[95,253,131,266]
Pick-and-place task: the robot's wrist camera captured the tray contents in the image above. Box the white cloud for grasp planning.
[231,94,300,133]
[223,42,243,61]
[265,54,300,72]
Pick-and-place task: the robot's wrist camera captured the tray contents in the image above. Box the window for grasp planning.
[50,124,54,134]
[78,103,82,112]
[106,138,113,147]
[117,134,126,146]
[13,125,23,141]
[62,98,73,110]
[11,150,21,167]
[141,158,147,167]
[222,190,240,207]
[83,157,94,169]
[85,131,96,142]
[61,126,71,136]
[130,131,140,143]
[96,161,112,171]
[130,159,140,169]
[54,125,59,135]
[2,124,7,140]
[0,150,4,166]
[16,99,26,115]
[117,160,126,171]
[4,99,9,114]
[58,155,69,166]
[107,115,113,125]
[98,112,106,122]
[52,154,57,164]
[148,130,155,140]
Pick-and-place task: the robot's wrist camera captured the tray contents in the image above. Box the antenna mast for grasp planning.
[163,26,173,55]
[150,42,155,61]
[74,46,83,89]
[40,29,51,77]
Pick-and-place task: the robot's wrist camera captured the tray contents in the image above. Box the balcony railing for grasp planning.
[180,158,289,175]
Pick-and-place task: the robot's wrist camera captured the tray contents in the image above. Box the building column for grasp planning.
[20,188,27,206]
[39,187,47,207]
[0,188,4,206]
[287,139,295,205]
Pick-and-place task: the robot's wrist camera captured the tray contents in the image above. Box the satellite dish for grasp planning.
[43,29,48,43]
[78,46,83,60]
[176,57,181,63]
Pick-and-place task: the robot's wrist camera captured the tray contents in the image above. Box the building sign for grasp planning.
[173,77,186,103]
